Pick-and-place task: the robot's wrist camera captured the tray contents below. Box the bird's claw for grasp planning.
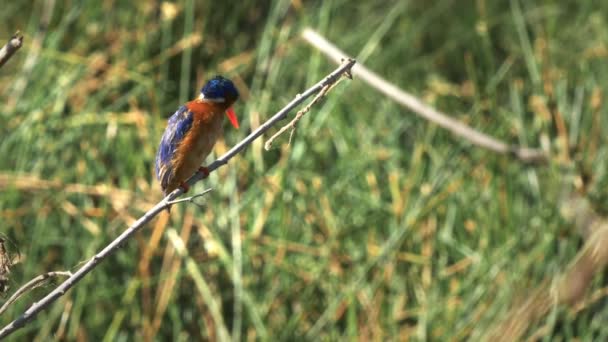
[198,166,210,177]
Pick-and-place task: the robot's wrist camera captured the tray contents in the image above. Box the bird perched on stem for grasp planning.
[155,76,240,196]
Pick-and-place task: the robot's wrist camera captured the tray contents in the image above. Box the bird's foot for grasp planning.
[198,166,210,178]
[179,181,190,193]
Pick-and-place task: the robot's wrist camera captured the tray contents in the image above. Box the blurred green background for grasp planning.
[1,0,608,340]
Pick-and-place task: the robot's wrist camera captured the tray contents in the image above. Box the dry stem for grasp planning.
[265,85,326,149]
[264,69,351,150]
[302,28,548,164]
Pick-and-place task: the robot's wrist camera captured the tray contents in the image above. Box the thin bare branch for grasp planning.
[165,188,213,207]
[302,28,548,164]
[264,71,351,150]
[0,32,24,69]
[0,58,355,339]
[265,84,329,149]
[0,271,72,316]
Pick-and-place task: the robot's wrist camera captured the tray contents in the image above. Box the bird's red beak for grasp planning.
[226,107,239,129]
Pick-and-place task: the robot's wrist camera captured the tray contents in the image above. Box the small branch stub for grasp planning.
[0,31,24,68]
[165,188,213,209]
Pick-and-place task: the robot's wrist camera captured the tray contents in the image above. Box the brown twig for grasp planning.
[0,271,72,316]
[264,85,329,150]
[265,83,326,150]
[0,32,24,68]
[165,188,213,208]
[302,28,548,164]
[264,71,351,150]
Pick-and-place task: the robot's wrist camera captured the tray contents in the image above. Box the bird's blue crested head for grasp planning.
[200,75,239,104]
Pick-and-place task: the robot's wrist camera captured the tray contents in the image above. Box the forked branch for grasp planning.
[0,271,72,316]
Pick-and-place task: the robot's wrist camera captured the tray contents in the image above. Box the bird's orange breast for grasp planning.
[165,101,225,193]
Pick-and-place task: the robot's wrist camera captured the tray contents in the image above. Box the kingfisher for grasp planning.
[155,76,240,196]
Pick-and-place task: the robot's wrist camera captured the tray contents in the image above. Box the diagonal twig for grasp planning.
[0,32,24,69]
[165,188,213,208]
[302,28,548,164]
[0,271,72,316]
[264,68,352,150]
[264,84,329,150]
[264,72,350,150]
[0,58,356,339]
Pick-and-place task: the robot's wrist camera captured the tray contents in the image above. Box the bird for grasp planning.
[155,75,240,197]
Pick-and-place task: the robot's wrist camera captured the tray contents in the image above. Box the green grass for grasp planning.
[1,0,608,340]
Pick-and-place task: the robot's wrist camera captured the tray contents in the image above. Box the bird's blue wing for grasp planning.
[155,106,193,190]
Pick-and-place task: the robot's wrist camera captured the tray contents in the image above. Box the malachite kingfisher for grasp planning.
[155,76,240,196]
